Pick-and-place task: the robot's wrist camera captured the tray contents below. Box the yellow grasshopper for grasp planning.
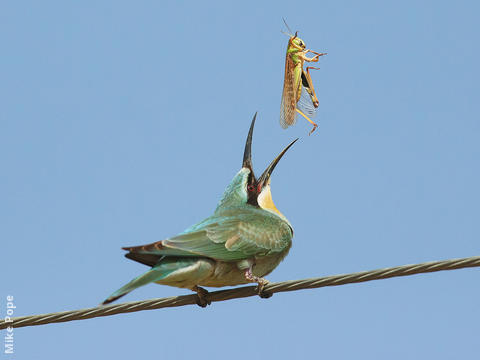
[280,21,326,135]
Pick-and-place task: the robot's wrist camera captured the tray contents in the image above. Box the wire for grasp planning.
[1,255,479,330]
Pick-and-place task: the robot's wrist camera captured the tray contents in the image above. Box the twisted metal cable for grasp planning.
[1,255,479,330]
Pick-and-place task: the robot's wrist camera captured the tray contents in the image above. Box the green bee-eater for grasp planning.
[103,114,297,306]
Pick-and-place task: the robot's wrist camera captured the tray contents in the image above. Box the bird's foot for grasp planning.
[244,269,273,299]
[192,285,211,308]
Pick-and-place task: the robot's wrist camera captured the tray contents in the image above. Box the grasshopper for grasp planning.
[280,20,326,135]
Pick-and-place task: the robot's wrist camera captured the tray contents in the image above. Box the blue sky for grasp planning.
[1,1,479,359]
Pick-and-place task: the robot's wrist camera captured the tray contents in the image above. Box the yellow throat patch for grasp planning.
[257,184,285,218]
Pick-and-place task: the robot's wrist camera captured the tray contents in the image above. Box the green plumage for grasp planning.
[103,115,295,305]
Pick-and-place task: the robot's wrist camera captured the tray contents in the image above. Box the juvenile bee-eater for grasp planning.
[103,114,297,306]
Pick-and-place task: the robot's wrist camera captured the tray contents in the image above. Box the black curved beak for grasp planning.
[258,138,298,190]
[242,112,256,175]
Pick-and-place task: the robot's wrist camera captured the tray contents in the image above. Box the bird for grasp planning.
[102,113,297,306]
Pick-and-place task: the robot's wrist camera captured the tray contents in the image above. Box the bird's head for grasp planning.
[241,113,298,218]
[215,113,297,217]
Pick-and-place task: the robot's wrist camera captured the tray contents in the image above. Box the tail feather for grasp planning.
[125,252,163,267]
[102,257,207,305]
[102,268,169,305]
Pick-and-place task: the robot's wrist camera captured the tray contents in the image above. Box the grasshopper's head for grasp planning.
[291,36,306,50]
[282,19,306,50]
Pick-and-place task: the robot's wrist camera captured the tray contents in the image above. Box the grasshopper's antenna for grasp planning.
[282,18,294,37]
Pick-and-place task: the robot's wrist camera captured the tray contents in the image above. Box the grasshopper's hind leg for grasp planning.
[302,66,321,108]
[295,108,318,135]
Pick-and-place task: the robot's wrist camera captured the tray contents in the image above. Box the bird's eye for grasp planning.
[248,185,255,192]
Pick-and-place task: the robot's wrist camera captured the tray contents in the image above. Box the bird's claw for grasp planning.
[245,269,272,299]
[258,289,273,299]
[195,297,211,308]
[192,285,211,308]
[256,278,272,299]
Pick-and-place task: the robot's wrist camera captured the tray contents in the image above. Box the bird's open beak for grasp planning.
[243,112,256,176]
[257,138,298,190]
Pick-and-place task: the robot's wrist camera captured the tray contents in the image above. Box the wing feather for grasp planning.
[124,208,293,262]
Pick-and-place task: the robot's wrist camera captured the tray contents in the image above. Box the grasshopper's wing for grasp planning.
[124,209,293,262]
[280,54,299,129]
[297,84,317,119]
[297,69,319,119]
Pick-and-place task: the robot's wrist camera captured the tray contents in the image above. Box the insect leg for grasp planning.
[301,67,320,108]
[307,50,327,56]
[295,108,318,135]
[303,50,327,62]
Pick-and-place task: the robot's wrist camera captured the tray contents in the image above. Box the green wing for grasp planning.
[124,207,293,262]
